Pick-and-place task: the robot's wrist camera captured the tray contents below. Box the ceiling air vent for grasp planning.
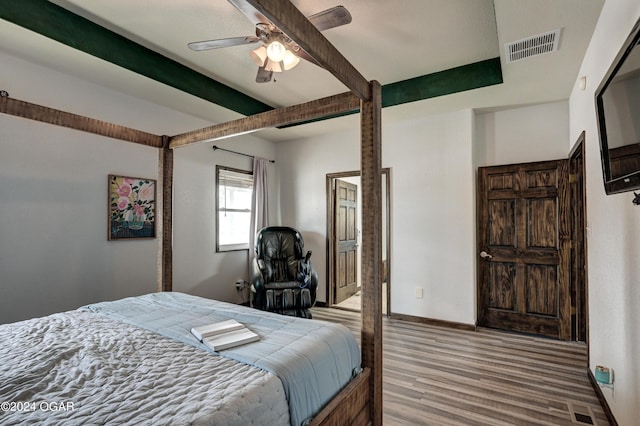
[505,29,561,63]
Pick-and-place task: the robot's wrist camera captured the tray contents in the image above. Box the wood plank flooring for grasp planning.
[311,307,609,426]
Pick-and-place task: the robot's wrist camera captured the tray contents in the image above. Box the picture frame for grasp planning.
[108,174,156,240]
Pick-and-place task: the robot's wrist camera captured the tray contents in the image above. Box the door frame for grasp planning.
[569,131,589,343]
[476,144,589,341]
[326,168,391,315]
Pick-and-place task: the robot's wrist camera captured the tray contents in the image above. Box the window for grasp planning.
[216,166,253,251]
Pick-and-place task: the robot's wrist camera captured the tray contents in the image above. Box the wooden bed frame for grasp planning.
[0,1,383,424]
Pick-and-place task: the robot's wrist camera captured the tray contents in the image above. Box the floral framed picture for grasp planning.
[108,175,156,240]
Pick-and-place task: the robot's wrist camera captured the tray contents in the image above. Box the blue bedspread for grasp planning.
[83,292,361,426]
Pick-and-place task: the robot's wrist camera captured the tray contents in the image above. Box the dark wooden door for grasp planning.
[335,179,359,304]
[477,160,571,340]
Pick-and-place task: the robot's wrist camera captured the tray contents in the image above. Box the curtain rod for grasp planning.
[212,145,275,163]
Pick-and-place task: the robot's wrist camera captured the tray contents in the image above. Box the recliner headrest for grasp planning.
[255,226,304,259]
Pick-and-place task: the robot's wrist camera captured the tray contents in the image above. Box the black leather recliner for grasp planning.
[250,226,318,318]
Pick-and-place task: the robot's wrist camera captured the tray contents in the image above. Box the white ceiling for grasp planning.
[0,0,604,142]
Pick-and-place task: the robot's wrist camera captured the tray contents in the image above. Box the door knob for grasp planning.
[480,251,493,259]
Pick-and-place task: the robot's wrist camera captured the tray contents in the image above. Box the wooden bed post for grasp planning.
[159,136,173,292]
[360,80,383,425]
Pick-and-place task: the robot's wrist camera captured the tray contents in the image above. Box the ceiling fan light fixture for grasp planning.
[187,5,353,83]
[266,40,286,62]
[250,45,267,66]
[282,50,300,70]
[265,59,282,73]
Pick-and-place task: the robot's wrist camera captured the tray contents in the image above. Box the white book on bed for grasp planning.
[190,319,244,341]
[202,327,260,351]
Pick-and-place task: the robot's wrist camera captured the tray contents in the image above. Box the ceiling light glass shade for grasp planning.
[282,50,300,70]
[264,59,282,73]
[250,46,267,66]
[266,40,286,62]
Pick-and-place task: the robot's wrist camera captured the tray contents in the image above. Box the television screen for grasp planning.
[596,18,640,194]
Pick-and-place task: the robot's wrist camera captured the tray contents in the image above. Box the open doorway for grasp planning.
[326,169,391,315]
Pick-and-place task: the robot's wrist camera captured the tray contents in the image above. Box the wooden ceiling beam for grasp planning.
[169,91,359,148]
[235,0,371,101]
[0,95,164,147]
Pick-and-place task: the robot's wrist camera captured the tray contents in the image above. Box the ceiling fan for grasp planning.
[187,3,352,83]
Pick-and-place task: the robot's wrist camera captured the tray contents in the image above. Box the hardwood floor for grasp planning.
[311,307,609,426]
[333,282,388,312]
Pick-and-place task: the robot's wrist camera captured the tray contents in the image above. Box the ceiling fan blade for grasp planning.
[255,66,273,83]
[307,6,352,31]
[188,36,259,51]
[227,0,270,26]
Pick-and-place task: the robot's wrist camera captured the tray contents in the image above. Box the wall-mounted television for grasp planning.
[596,18,640,194]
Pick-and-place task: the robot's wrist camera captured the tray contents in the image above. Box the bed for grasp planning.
[0,292,362,426]
[0,2,384,423]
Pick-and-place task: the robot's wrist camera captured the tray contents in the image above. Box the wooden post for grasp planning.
[360,80,383,425]
[158,136,173,292]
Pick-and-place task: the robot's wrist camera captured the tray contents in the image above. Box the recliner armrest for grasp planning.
[250,258,266,308]
[250,258,265,289]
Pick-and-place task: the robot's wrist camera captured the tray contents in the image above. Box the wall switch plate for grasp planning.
[415,287,424,299]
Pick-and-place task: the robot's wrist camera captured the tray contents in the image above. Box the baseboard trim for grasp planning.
[587,368,618,426]
[389,312,476,332]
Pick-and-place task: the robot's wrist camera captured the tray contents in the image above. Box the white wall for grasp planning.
[277,101,570,325]
[569,1,640,424]
[475,100,569,167]
[0,50,280,322]
[172,136,277,302]
[277,99,572,326]
[276,115,361,305]
[277,109,477,324]
[0,52,212,323]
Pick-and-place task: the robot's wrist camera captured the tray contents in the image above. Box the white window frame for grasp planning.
[216,165,253,252]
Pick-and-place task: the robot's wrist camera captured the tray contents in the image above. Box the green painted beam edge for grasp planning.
[0,0,273,116]
[381,57,502,108]
[279,57,503,129]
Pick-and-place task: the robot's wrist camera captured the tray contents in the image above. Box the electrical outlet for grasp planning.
[415,287,423,299]
[595,365,614,385]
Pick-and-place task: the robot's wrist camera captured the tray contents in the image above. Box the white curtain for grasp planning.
[249,157,270,274]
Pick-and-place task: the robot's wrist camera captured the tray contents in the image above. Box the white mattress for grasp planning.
[0,310,290,425]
